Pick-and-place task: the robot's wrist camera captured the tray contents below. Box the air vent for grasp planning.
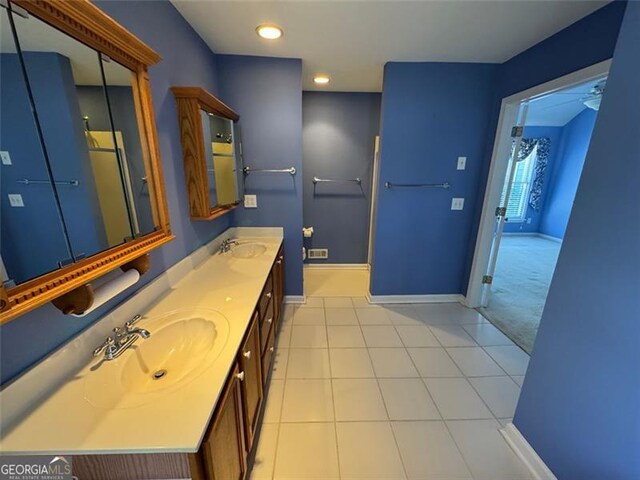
[308,248,328,259]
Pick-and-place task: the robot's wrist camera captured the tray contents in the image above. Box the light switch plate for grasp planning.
[244,194,257,208]
[451,197,464,211]
[1,151,11,165]
[457,156,467,170]
[8,194,24,207]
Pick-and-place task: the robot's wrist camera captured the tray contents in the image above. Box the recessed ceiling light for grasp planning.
[256,24,283,40]
[313,75,330,85]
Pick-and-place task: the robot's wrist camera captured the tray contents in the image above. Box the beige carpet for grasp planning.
[479,234,561,354]
[304,267,370,297]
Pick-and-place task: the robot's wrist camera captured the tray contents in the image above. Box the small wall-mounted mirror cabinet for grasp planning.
[172,87,244,220]
[0,1,172,322]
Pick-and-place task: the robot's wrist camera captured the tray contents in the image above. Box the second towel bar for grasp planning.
[384,181,450,189]
[313,177,361,185]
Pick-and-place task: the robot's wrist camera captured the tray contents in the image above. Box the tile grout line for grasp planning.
[357,304,409,480]
[323,305,343,480]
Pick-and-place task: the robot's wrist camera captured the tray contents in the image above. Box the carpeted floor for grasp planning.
[479,234,562,354]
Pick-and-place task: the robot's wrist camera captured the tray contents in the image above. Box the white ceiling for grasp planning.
[172,0,608,92]
[527,78,606,126]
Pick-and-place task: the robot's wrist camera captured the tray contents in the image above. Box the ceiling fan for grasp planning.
[541,80,607,111]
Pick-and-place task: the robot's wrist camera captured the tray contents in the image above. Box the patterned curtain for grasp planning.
[527,137,550,211]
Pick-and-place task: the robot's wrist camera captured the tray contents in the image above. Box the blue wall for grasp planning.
[371,62,498,295]
[539,109,597,239]
[503,126,563,234]
[463,0,627,290]
[0,54,73,284]
[514,2,640,477]
[0,1,230,386]
[216,55,304,296]
[302,92,380,264]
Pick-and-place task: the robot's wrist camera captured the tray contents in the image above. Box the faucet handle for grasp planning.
[125,314,142,329]
[93,337,115,357]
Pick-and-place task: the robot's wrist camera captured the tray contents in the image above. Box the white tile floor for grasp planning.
[251,298,532,480]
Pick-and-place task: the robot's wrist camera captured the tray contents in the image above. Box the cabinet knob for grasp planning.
[243,350,251,359]
[269,346,274,352]
[236,371,245,382]
[265,292,272,299]
[267,317,273,324]
[279,256,283,260]
[276,260,282,264]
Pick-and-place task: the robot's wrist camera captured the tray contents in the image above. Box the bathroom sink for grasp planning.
[84,309,230,409]
[231,242,267,259]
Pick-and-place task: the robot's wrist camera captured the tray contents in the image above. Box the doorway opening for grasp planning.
[467,61,609,353]
[301,92,381,298]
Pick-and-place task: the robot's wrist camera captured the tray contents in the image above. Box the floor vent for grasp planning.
[308,248,329,259]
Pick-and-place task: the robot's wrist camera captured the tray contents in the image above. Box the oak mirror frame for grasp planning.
[171,87,242,221]
[0,0,174,324]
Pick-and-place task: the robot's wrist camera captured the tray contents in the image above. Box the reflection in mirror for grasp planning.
[95,58,155,236]
[10,9,154,264]
[0,8,73,285]
[204,113,239,207]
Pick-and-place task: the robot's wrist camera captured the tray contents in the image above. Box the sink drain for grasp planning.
[152,369,167,380]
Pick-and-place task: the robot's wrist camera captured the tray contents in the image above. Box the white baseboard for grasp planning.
[304,263,369,270]
[367,293,464,304]
[500,423,557,480]
[536,233,563,243]
[284,295,306,304]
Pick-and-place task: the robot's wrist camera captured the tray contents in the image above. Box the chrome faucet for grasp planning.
[219,238,240,253]
[93,314,151,361]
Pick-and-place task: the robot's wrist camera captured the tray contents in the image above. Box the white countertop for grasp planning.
[0,229,283,455]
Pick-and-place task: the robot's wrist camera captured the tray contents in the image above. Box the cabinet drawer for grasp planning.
[258,274,273,320]
[261,322,276,384]
[259,300,274,354]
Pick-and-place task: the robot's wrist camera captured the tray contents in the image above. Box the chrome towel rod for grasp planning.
[243,166,296,175]
[17,178,79,187]
[384,181,450,189]
[313,176,361,185]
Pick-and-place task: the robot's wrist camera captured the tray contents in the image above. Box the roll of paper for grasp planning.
[302,227,314,238]
[71,269,140,317]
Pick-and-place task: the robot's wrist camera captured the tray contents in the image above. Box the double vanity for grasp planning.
[0,228,286,480]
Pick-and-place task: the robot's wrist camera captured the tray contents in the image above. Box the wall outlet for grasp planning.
[457,156,467,170]
[451,197,464,211]
[8,194,24,207]
[244,194,257,208]
[1,151,11,165]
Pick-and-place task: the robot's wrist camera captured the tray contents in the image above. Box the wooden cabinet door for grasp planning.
[239,311,263,450]
[201,365,247,480]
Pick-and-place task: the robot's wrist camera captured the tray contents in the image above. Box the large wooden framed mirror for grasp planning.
[0,1,173,323]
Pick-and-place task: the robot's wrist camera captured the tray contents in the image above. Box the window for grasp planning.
[500,145,537,222]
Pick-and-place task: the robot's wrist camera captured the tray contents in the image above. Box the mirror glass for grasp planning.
[0,4,159,288]
[3,7,157,284]
[96,58,156,236]
[202,112,241,207]
[0,9,73,286]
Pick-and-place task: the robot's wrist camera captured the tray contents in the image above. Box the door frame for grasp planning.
[367,135,381,268]
[465,60,611,308]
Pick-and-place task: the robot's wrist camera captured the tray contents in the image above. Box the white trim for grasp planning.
[368,135,381,268]
[536,233,562,243]
[304,263,370,270]
[367,293,464,305]
[466,60,611,308]
[284,295,306,304]
[500,423,558,480]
